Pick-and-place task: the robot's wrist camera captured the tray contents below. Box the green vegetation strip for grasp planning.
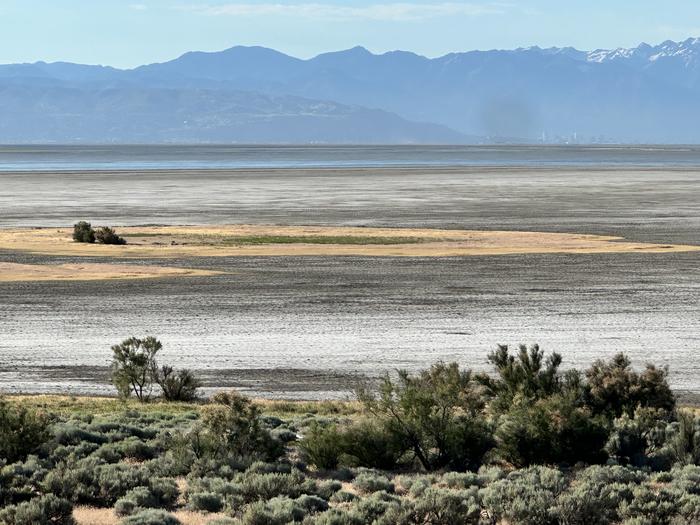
[126,233,432,245]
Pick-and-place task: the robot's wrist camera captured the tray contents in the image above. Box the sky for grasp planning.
[2,1,700,68]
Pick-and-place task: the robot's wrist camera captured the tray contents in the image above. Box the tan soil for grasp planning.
[1,224,698,259]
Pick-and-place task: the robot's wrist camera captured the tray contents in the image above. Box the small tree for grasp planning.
[0,398,51,462]
[111,336,162,402]
[154,365,201,402]
[357,362,490,471]
[95,226,126,245]
[72,221,95,243]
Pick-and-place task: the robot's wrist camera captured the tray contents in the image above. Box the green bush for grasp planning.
[188,491,224,512]
[0,399,51,463]
[352,472,394,494]
[72,221,95,243]
[494,394,608,466]
[111,336,162,402]
[94,226,126,245]
[0,494,75,525]
[154,366,201,402]
[480,466,566,525]
[241,496,306,525]
[585,354,675,418]
[357,362,489,471]
[377,487,481,525]
[122,509,182,525]
[618,485,679,524]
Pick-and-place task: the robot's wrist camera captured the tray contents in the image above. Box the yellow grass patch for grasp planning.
[72,506,230,525]
[1,224,698,258]
[0,261,222,282]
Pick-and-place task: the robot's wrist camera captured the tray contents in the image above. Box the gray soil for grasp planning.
[0,167,699,399]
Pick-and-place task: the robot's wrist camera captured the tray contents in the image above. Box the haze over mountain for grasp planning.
[3,38,700,143]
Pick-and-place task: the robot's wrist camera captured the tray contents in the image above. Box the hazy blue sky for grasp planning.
[2,1,700,67]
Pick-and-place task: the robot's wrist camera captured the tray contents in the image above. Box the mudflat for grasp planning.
[0,166,699,398]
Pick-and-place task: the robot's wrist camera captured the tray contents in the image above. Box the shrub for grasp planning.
[352,472,394,494]
[72,221,95,243]
[197,391,283,463]
[154,366,201,402]
[377,487,481,525]
[95,226,126,245]
[111,336,162,402]
[0,495,75,525]
[122,509,182,525]
[296,494,329,513]
[480,466,566,525]
[618,485,679,524]
[666,411,700,466]
[330,491,357,503]
[300,424,344,470]
[0,399,51,463]
[357,362,489,471]
[585,354,675,418]
[440,471,480,489]
[315,480,342,499]
[241,496,306,525]
[477,344,564,412]
[188,491,224,512]
[494,394,608,466]
[236,469,314,502]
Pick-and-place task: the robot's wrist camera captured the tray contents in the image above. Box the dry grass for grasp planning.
[1,224,697,260]
[0,261,222,282]
[73,506,230,525]
[4,394,362,418]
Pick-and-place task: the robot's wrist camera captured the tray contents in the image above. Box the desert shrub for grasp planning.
[122,509,182,525]
[494,394,608,467]
[406,476,435,498]
[153,365,201,402]
[0,494,75,525]
[207,519,239,525]
[377,487,481,525]
[330,490,357,503]
[477,344,564,412]
[94,226,126,245]
[114,486,158,516]
[618,485,679,524]
[296,494,329,513]
[53,425,108,446]
[665,411,700,466]
[271,427,297,443]
[147,477,179,508]
[349,492,400,522]
[306,508,364,525]
[352,472,394,494]
[0,399,51,463]
[477,465,506,484]
[300,424,344,470]
[357,362,489,471]
[242,496,306,525]
[94,437,157,462]
[188,491,224,512]
[553,468,639,525]
[72,221,95,243]
[480,466,566,525]
[0,456,48,505]
[314,480,342,499]
[336,420,406,470]
[585,354,675,418]
[43,460,152,506]
[235,469,314,502]
[111,336,162,402]
[440,471,480,489]
[193,391,284,464]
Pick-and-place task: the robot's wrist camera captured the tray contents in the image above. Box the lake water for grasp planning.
[4,144,700,171]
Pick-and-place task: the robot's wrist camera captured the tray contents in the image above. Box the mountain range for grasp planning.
[3,38,700,143]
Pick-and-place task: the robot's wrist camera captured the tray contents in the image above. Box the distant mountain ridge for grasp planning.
[2,38,700,143]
